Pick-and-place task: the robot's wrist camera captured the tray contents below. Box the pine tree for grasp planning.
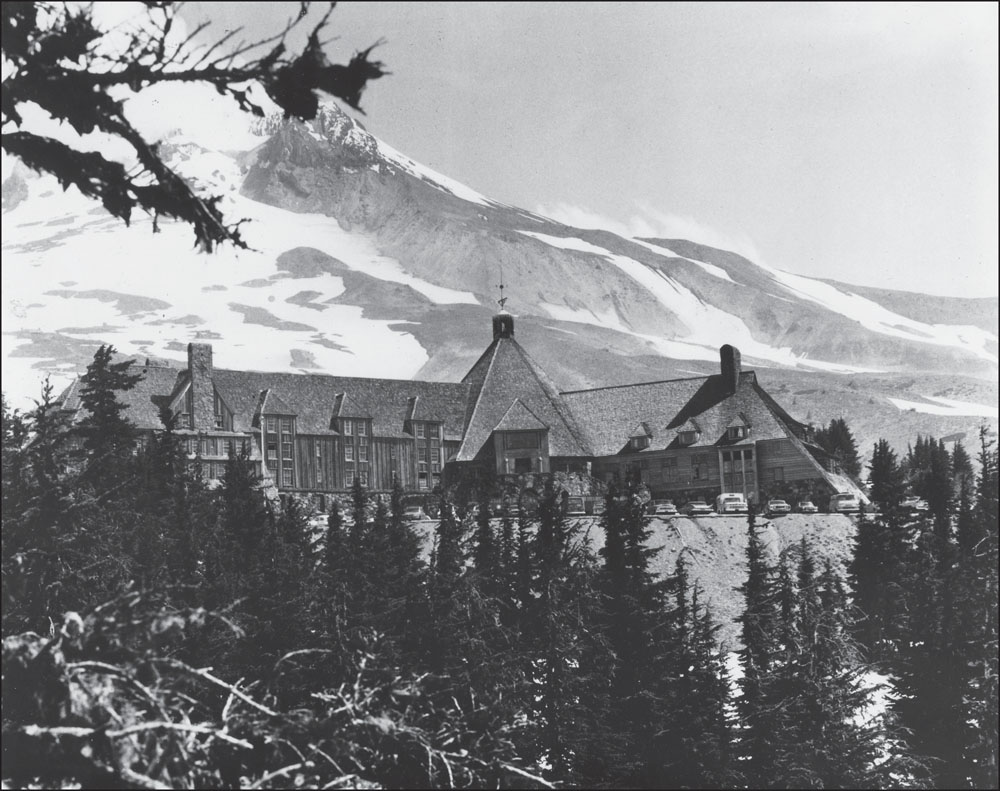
[850,455,915,657]
[75,344,142,485]
[815,417,862,478]
[473,486,497,582]
[595,478,674,786]
[644,557,733,788]
[736,505,780,787]
[868,438,906,514]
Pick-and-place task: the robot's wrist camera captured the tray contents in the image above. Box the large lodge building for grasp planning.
[57,310,858,506]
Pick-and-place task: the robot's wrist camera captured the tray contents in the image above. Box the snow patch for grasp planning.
[631,238,737,283]
[520,231,877,374]
[2,183,492,406]
[754,261,998,364]
[887,395,998,417]
[377,140,495,207]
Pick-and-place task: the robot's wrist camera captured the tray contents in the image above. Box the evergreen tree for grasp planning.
[736,505,780,787]
[644,556,734,788]
[952,440,975,494]
[868,438,906,514]
[75,344,142,484]
[473,485,497,582]
[815,417,862,478]
[595,478,674,786]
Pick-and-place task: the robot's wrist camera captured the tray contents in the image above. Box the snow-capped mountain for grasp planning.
[2,102,996,457]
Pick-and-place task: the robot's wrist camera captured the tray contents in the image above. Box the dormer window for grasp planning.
[628,422,651,451]
[727,425,747,441]
[214,390,232,431]
[679,430,698,446]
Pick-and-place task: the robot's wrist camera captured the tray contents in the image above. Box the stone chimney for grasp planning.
[720,344,741,394]
[188,343,215,430]
[493,311,514,340]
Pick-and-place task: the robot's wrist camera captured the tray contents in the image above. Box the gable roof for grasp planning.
[630,421,652,438]
[258,388,296,416]
[493,398,548,432]
[562,371,796,455]
[455,336,590,461]
[62,359,471,441]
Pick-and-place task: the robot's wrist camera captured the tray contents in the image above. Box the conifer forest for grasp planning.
[2,348,997,789]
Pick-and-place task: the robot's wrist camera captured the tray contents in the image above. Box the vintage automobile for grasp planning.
[652,500,678,516]
[829,492,862,514]
[714,492,749,514]
[899,496,929,512]
[680,500,714,516]
[796,500,819,514]
[766,499,791,516]
[402,505,427,521]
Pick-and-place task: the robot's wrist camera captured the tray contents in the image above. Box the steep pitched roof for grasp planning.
[62,359,471,440]
[456,337,590,461]
[210,370,470,439]
[629,421,652,438]
[259,388,296,416]
[493,399,548,432]
[331,392,371,420]
[561,376,708,455]
[562,371,795,455]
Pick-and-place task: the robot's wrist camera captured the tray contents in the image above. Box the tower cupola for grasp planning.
[492,271,514,339]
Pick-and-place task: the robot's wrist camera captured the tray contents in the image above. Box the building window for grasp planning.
[418,447,428,463]
[266,416,276,432]
[345,445,353,461]
[390,444,397,459]
[267,442,277,460]
[630,436,650,451]
[281,467,292,487]
[418,472,428,489]
[282,441,292,461]
[266,459,277,473]
[343,419,353,436]
[359,435,368,447]
[359,445,368,462]
[345,470,354,486]
[416,422,425,438]
[678,430,698,446]
[280,418,292,434]
[359,471,368,486]
[316,468,323,484]
[432,424,441,439]
[506,431,539,449]
[358,421,367,436]
[513,457,533,474]
[727,426,747,441]
[432,460,441,474]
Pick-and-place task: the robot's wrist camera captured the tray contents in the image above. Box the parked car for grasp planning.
[714,492,749,514]
[796,500,819,514]
[402,505,427,521]
[652,500,678,516]
[829,492,862,514]
[899,496,929,512]
[566,495,587,515]
[681,501,714,516]
[766,499,791,516]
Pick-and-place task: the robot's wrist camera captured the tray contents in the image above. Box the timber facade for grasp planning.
[57,311,857,506]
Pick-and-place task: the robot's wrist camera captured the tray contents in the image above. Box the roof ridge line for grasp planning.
[456,340,502,458]
[510,340,591,453]
[561,371,741,395]
[496,396,548,429]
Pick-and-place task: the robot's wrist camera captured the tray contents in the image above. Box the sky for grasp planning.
[177,3,991,298]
